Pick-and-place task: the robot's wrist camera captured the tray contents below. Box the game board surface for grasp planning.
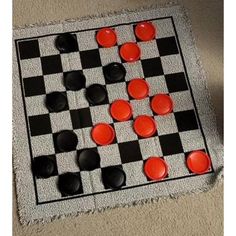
[13,6,223,224]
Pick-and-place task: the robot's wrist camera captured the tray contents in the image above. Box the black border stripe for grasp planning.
[14,16,214,205]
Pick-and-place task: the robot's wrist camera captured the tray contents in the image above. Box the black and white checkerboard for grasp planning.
[13,6,223,224]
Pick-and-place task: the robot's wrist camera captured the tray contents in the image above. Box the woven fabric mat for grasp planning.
[13,5,223,224]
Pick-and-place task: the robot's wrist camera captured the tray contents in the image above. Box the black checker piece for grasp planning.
[32,155,58,178]
[55,33,79,53]
[58,172,82,196]
[85,84,108,105]
[64,71,86,91]
[77,149,100,171]
[55,130,78,152]
[102,166,126,189]
[45,92,68,113]
[103,62,126,83]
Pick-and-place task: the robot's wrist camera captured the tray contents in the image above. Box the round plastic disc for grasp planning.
[56,130,78,152]
[45,92,67,113]
[133,115,157,138]
[144,157,168,180]
[110,100,132,121]
[186,151,211,174]
[119,42,141,62]
[77,149,100,171]
[55,33,78,53]
[64,71,86,91]
[86,84,108,105]
[135,22,156,41]
[102,166,126,189]
[91,123,115,145]
[103,62,126,83]
[58,172,81,195]
[96,28,117,47]
[151,94,173,115]
[127,78,149,99]
[32,156,55,178]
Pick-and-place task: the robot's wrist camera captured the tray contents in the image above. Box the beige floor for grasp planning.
[13,0,223,235]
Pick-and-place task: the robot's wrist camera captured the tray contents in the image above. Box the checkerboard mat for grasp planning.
[13,5,223,224]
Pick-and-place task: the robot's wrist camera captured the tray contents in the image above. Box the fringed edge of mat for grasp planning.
[13,1,179,30]
[13,3,224,226]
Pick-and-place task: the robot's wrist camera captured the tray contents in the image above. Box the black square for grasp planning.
[70,108,93,129]
[118,141,142,164]
[41,55,63,75]
[23,76,46,97]
[141,57,164,77]
[59,172,84,197]
[80,49,102,69]
[156,37,179,56]
[175,110,199,132]
[29,114,52,136]
[159,133,184,156]
[165,72,188,93]
[18,40,40,60]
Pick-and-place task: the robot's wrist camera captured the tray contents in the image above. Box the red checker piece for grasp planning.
[186,150,211,174]
[151,94,173,115]
[128,78,149,99]
[135,21,156,41]
[144,157,168,180]
[133,115,157,138]
[110,100,132,122]
[91,123,115,146]
[119,42,141,62]
[96,28,117,47]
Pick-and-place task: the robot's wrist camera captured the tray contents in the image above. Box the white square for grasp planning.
[44,73,65,93]
[114,121,137,143]
[73,128,85,150]
[98,144,121,167]
[80,171,93,194]
[106,82,129,102]
[25,95,48,116]
[31,134,55,157]
[67,52,82,71]
[99,46,121,66]
[56,151,79,174]
[76,31,98,51]
[138,40,159,60]
[179,130,205,153]
[83,67,105,86]
[20,58,42,78]
[36,176,61,202]
[67,89,89,110]
[171,90,194,112]
[139,137,163,160]
[81,127,97,148]
[154,113,178,135]
[164,153,190,178]
[115,25,136,45]
[152,18,175,39]
[145,76,169,96]
[90,104,113,125]
[60,53,70,72]
[38,35,58,57]
[122,161,147,185]
[161,54,184,75]
[90,169,105,192]
[49,111,73,133]
[130,98,153,118]
[124,61,144,81]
